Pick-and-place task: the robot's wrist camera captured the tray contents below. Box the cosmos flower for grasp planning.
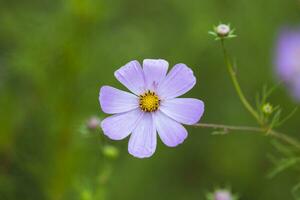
[99,59,204,158]
[275,27,300,101]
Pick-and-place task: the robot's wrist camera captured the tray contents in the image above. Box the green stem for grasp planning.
[194,122,263,132]
[220,40,261,123]
[268,130,300,150]
[198,39,300,150]
[193,123,300,150]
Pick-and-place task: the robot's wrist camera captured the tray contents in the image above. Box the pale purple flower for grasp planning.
[275,27,300,101]
[99,59,204,158]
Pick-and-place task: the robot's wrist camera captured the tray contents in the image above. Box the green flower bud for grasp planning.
[262,103,273,114]
[81,190,92,200]
[102,145,119,159]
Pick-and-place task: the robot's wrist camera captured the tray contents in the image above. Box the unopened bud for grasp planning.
[102,145,119,159]
[214,190,233,200]
[216,24,231,37]
[209,23,236,40]
[87,116,101,130]
[206,188,238,200]
[81,190,92,200]
[262,103,273,114]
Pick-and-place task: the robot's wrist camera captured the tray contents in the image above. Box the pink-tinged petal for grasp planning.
[114,60,145,95]
[157,63,196,99]
[153,111,188,147]
[160,98,204,125]
[99,86,139,114]
[128,113,156,158]
[101,109,144,140]
[143,59,169,91]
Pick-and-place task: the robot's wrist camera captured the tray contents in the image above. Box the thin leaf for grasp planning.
[277,107,299,127]
[267,157,299,178]
[272,140,296,157]
[292,182,300,200]
[269,109,282,128]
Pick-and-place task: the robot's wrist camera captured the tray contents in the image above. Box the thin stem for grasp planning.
[211,39,300,150]
[220,40,261,123]
[193,123,300,149]
[194,123,263,132]
[268,130,300,150]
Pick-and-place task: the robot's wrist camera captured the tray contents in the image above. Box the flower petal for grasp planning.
[153,111,188,147]
[157,63,196,99]
[143,59,169,91]
[160,98,204,125]
[114,60,145,95]
[276,29,300,81]
[101,109,144,140]
[128,113,156,158]
[99,86,139,114]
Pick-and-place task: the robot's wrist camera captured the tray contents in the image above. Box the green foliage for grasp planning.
[268,141,300,199]
[255,85,298,129]
[268,141,300,178]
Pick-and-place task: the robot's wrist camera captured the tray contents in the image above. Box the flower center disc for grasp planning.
[139,91,160,112]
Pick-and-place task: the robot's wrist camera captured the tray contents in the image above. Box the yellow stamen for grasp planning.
[139,91,160,112]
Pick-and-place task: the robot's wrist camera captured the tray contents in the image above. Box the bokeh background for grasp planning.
[1,0,300,199]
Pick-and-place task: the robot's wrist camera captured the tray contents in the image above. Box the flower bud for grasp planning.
[262,103,273,114]
[214,190,233,200]
[102,145,119,159]
[216,24,231,37]
[81,189,92,200]
[206,188,238,200]
[87,116,101,130]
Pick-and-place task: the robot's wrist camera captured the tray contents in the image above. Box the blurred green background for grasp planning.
[1,0,300,199]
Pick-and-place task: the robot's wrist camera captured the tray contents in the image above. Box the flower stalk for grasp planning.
[193,28,300,151]
[195,122,300,150]
[220,40,261,123]
[220,39,300,149]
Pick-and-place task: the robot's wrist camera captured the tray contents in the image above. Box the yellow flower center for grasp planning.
[139,91,160,112]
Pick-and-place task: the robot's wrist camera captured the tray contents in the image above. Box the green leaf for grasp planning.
[292,182,300,200]
[277,107,299,127]
[268,157,299,178]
